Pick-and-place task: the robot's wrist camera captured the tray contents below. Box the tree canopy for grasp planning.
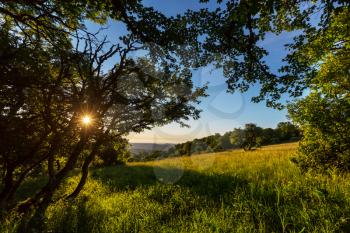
[1,0,349,106]
[0,0,209,221]
[0,0,350,229]
[287,6,350,172]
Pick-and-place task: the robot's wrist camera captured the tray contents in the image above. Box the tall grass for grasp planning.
[3,143,350,232]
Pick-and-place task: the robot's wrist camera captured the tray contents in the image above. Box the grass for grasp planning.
[3,143,350,232]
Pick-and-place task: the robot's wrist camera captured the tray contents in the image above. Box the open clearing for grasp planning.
[5,143,350,232]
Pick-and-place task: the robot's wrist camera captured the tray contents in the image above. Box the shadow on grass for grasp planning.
[89,164,350,233]
[9,163,350,233]
[92,164,251,201]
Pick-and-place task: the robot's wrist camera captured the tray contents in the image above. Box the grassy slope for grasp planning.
[5,143,350,232]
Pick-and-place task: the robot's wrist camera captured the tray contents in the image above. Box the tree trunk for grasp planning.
[17,190,54,233]
[67,139,103,199]
[15,134,88,231]
[66,153,95,199]
[0,165,14,214]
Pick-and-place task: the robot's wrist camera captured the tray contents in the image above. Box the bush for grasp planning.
[288,51,350,172]
[94,138,131,167]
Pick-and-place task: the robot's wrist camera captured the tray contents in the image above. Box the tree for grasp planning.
[242,124,263,151]
[1,0,349,226]
[275,122,300,142]
[183,142,193,156]
[289,87,350,172]
[230,124,263,151]
[203,134,223,152]
[0,31,206,219]
[0,1,208,225]
[191,139,207,154]
[5,0,347,108]
[95,137,131,167]
[230,128,245,149]
[183,1,349,108]
[288,38,350,172]
[261,128,276,145]
[220,132,233,150]
[287,5,350,173]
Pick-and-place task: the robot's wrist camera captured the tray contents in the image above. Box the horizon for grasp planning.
[128,118,293,145]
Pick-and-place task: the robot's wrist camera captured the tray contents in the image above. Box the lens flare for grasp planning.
[81,115,92,125]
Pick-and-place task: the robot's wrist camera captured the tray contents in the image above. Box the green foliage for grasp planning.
[162,122,300,157]
[95,138,131,167]
[3,0,348,108]
[275,122,300,142]
[288,7,350,173]
[137,151,163,162]
[240,123,264,151]
[188,0,349,108]
[135,134,225,161]
[1,0,350,228]
[4,143,350,232]
[289,79,350,172]
[0,0,207,218]
[261,128,276,145]
[229,123,298,151]
[220,132,232,150]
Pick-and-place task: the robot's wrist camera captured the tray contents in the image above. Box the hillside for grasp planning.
[130,143,174,154]
[5,142,350,232]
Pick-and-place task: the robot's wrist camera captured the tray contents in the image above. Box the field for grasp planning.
[4,143,350,232]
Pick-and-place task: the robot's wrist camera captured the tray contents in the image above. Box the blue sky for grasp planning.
[86,1,299,143]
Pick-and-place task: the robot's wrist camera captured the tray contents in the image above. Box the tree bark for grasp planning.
[0,165,14,213]
[66,152,95,199]
[67,138,104,199]
[16,134,88,215]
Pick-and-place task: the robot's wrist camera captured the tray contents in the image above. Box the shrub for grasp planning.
[288,50,350,172]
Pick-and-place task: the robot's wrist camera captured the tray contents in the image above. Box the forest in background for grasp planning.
[135,122,301,161]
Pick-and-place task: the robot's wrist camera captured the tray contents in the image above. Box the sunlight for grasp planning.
[81,115,92,126]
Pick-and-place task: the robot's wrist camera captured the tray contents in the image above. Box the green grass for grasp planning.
[4,143,350,232]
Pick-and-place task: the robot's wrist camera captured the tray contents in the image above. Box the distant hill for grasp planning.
[130,143,174,155]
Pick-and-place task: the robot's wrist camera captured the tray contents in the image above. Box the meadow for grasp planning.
[3,143,350,233]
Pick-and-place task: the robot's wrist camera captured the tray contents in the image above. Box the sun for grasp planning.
[81,115,92,126]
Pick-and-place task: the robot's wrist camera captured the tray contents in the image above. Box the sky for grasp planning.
[86,0,300,144]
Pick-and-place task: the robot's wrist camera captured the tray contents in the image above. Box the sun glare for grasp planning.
[81,115,92,125]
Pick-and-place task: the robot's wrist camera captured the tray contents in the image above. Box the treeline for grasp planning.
[138,122,300,160]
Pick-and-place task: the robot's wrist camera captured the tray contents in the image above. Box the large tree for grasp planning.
[2,0,348,105]
[0,1,208,225]
[1,0,349,227]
